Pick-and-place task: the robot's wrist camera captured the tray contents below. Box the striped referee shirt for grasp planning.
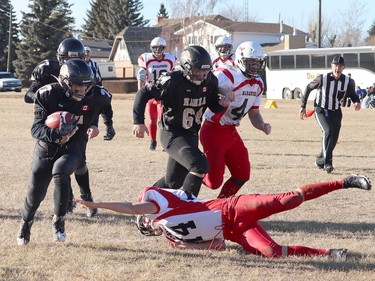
[301,72,358,110]
[87,60,102,85]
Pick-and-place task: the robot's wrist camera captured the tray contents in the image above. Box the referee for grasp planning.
[299,55,361,173]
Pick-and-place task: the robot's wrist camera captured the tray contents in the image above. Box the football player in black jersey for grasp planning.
[24,38,115,214]
[25,38,116,141]
[133,45,231,197]
[17,59,114,245]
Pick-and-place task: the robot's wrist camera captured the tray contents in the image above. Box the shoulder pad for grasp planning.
[158,73,171,85]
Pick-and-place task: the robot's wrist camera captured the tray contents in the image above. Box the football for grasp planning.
[45,111,75,129]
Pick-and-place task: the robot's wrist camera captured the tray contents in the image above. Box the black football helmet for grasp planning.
[58,59,94,101]
[180,45,212,85]
[57,38,85,65]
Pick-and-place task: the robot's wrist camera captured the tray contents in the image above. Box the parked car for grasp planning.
[0,72,22,92]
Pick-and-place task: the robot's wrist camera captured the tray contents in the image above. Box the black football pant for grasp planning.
[314,107,342,167]
[22,140,84,222]
[153,129,210,197]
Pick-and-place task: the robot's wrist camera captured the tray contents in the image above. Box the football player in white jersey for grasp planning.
[211,36,236,70]
[76,174,371,258]
[200,41,272,198]
[137,37,177,151]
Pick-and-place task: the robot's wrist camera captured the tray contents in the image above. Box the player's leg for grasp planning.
[231,176,371,223]
[147,99,158,150]
[51,152,81,242]
[161,129,208,197]
[237,222,330,258]
[75,162,98,217]
[218,132,250,198]
[17,142,54,245]
[200,121,228,190]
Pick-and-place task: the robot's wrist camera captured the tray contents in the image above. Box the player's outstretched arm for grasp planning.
[76,200,157,215]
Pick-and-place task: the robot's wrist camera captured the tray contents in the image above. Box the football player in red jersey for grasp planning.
[210,35,236,70]
[137,37,177,151]
[77,175,371,259]
[201,41,271,198]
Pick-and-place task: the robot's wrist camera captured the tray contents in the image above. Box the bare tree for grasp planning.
[335,2,366,47]
[219,3,258,22]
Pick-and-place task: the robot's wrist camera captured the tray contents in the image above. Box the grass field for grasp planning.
[0,92,374,281]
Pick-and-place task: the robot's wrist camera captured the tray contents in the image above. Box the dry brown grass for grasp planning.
[0,92,374,281]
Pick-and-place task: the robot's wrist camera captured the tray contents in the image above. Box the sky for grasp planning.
[11,0,375,39]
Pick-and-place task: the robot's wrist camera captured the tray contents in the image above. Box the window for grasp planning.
[359,53,375,72]
[296,55,310,69]
[280,55,294,69]
[311,54,325,68]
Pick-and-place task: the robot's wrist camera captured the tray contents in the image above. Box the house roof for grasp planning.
[158,14,308,36]
[81,39,112,59]
[110,26,162,64]
[205,20,308,35]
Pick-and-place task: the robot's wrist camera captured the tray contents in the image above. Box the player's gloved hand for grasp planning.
[57,127,78,144]
[56,114,78,144]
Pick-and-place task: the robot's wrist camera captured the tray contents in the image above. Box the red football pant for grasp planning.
[222,180,344,257]
[200,121,250,197]
[146,99,162,141]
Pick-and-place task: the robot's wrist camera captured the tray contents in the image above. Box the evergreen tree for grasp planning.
[82,0,110,40]
[82,0,149,42]
[365,21,375,45]
[157,3,169,18]
[0,1,19,72]
[14,0,74,85]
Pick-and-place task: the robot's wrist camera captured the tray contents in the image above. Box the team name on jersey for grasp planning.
[152,64,169,68]
[242,90,257,96]
[183,97,207,107]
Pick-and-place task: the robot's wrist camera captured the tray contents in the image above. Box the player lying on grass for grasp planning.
[76,174,371,259]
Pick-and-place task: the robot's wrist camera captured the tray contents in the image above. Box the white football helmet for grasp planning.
[215,36,233,58]
[235,41,267,78]
[150,37,166,59]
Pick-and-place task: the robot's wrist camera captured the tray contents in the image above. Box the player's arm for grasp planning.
[76,200,158,215]
[169,238,226,251]
[248,108,271,135]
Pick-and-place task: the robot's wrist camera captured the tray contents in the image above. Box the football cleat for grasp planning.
[324,165,334,174]
[342,175,372,190]
[17,219,34,246]
[80,193,98,217]
[329,248,348,260]
[149,140,157,151]
[52,215,66,242]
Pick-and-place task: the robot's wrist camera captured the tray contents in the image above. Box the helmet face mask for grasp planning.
[58,59,94,101]
[57,38,85,65]
[235,41,267,78]
[180,45,212,85]
[215,36,233,58]
[136,215,163,236]
[150,37,167,59]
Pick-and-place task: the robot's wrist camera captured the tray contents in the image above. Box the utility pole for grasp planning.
[318,0,322,48]
[244,0,249,21]
[7,5,12,72]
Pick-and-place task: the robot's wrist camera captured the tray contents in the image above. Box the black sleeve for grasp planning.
[206,74,227,113]
[31,87,64,143]
[25,80,43,103]
[347,78,360,103]
[132,85,160,124]
[301,75,322,108]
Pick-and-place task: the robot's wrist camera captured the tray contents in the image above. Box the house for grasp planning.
[109,15,310,79]
[108,26,162,78]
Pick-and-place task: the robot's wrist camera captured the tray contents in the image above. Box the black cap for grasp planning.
[331,55,345,65]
